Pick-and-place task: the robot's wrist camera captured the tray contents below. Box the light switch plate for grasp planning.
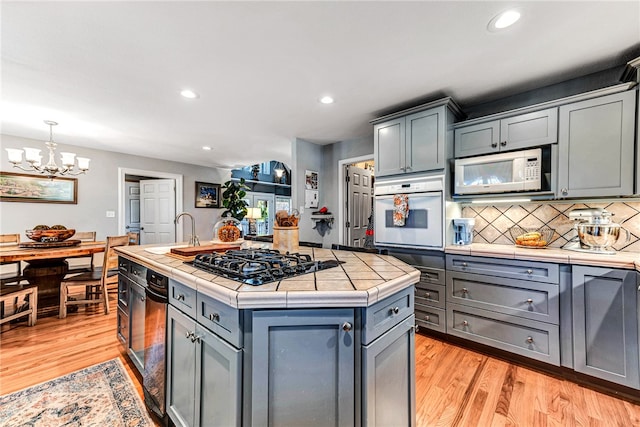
[106,210,115,218]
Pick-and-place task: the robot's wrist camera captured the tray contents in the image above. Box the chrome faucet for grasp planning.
[175,212,200,246]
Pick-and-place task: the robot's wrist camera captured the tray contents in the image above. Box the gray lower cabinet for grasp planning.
[362,315,416,427]
[247,309,355,427]
[557,90,636,198]
[128,280,146,373]
[414,266,446,333]
[454,108,558,158]
[572,266,639,389]
[166,304,242,427]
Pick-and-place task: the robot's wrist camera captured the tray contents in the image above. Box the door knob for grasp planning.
[126,225,131,229]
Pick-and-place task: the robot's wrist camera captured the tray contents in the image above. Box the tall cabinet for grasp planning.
[372,98,463,177]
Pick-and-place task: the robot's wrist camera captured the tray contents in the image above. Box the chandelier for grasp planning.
[5,120,90,179]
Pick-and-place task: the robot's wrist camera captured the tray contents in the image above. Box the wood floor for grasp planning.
[2,298,640,426]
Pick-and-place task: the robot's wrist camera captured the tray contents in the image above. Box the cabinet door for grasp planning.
[500,108,558,151]
[374,118,405,176]
[362,315,415,427]
[572,266,639,388]
[194,325,242,427]
[558,91,635,198]
[250,309,355,427]
[454,120,500,158]
[167,305,197,427]
[116,307,129,347]
[406,107,445,172]
[128,281,146,374]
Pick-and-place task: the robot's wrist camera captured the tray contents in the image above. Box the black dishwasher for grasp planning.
[143,269,168,424]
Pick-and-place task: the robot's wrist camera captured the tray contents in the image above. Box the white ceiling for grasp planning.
[2,1,639,169]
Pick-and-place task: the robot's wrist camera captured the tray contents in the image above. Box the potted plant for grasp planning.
[221,178,249,221]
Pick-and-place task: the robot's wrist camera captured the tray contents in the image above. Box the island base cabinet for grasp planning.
[572,266,639,389]
[362,315,416,427]
[248,309,355,427]
[167,305,197,427]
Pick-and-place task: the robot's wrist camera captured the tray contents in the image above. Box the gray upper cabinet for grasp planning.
[572,266,639,389]
[557,90,636,198]
[455,108,558,158]
[373,98,461,177]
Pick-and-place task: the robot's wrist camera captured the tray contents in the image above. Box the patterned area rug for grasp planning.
[0,358,154,427]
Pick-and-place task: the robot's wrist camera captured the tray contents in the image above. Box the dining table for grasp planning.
[0,241,106,317]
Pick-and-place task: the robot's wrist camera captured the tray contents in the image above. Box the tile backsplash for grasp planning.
[461,201,640,252]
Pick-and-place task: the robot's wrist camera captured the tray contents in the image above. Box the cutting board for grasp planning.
[170,243,241,256]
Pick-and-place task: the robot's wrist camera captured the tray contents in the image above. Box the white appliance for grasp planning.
[454,148,542,195]
[452,218,475,245]
[374,175,444,250]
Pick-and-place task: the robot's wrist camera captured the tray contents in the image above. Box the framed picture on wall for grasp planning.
[0,171,78,204]
[195,181,220,208]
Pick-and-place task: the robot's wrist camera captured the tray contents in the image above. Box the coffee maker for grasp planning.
[452,218,475,245]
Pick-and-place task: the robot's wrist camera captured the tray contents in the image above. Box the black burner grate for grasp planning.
[189,249,342,285]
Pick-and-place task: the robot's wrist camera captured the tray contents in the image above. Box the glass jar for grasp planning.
[214,215,241,242]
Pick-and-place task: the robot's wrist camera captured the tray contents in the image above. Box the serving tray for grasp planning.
[19,239,81,249]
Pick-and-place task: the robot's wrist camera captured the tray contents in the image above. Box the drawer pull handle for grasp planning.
[177,294,185,301]
[390,306,400,315]
[526,269,533,275]
[500,141,507,147]
[462,288,468,294]
[209,313,220,322]
[491,142,498,148]
[342,322,352,332]
[461,262,468,267]
[526,336,534,344]
[526,298,533,304]
[425,292,431,298]
[462,320,469,326]
[191,334,202,344]
[185,331,194,340]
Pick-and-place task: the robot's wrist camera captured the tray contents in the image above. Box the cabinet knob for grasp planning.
[462,288,469,294]
[491,142,498,148]
[462,320,469,327]
[425,315,430,321]
[191,334,202,344]
[405,165,412,171]
[500,141,507,147]
[185,331,193,340]
[390,306,400,315]
[140,296,145,302]
[561,188,568,196]
[342,322,352,332]
[526,298,533,304]
[177,294,185,301]
[526,269,533,275]
[461,262,468,267]
[526,336,534,344]
[119,290,126,294]
[209,313,220,322]
[425,292,431,298]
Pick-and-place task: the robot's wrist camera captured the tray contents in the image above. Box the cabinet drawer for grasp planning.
[446,255,559,284]
[128,261,147,286]
[447,272,559,324]
[169,279,197,318]
[446,303,560,366]
[415,304,445,333]
[414,283,445,309]
[117,307,129,346]
[416,266,445,286]
[118,256,129,274]
[197,291,243,348]
[362,286,414,345]
[118,275,129,309]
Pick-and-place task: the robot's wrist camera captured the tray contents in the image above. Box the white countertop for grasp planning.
[445,243,640,270]
[115,241,420,309]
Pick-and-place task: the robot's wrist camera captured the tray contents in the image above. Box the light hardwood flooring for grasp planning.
[2,298,639,426]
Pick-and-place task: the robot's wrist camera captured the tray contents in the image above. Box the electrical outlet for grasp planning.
[106,210,115,218]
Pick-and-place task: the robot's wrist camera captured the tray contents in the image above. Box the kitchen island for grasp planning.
[116,242,420,427]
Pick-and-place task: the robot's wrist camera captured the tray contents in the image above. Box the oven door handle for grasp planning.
[145,286,168,304]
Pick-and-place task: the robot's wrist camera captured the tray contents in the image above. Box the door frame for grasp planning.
[118,167,184,243]
[337,154,374,245]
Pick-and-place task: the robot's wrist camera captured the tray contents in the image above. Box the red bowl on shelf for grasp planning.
[25,229,76,242]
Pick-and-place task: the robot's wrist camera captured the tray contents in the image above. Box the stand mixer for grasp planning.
[563,208,629,255]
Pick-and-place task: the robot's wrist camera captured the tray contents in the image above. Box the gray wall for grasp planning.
[1,134,230,242]
[292,138,324,244]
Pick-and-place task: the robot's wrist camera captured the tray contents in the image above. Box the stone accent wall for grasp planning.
[461,201,640,252]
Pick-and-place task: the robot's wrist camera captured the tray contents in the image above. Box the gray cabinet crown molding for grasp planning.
[370,97,464,124]
[452,82,636,129]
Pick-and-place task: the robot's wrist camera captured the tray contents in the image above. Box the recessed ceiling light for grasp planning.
[180,89,199,99]
[319,96,334,104]
[488,9,521,31]
[202,146,212,151]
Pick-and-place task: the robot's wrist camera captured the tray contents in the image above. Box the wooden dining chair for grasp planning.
[0,285,38,327]
[0,234,24,285]
[59,235,129,318]
[127,232,140,245]
[66,231,97,274]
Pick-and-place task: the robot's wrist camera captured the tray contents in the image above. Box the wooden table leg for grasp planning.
[22,260,69,317]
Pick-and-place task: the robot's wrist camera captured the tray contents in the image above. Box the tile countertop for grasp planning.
[445,243,640,270]
[115,241,420,310]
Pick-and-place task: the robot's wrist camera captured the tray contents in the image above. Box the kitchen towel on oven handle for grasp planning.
[393,194,409,226]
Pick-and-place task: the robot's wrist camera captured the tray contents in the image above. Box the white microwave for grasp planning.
[454,148,542,195]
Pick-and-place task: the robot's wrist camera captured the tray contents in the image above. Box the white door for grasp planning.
[125,181,141,234]
[140,179,176,244]
[345,164,373,247]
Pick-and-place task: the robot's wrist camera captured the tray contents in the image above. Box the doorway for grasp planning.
[338,155,374,247]
[118,168,184,244]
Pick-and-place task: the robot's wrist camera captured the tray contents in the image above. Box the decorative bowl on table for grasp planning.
[508,226,555,248]
[25,227,76,242]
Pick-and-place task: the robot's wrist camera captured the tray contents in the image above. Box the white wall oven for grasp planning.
[374,175,444,250]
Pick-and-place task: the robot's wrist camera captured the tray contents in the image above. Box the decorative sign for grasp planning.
[305,170,319,208]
